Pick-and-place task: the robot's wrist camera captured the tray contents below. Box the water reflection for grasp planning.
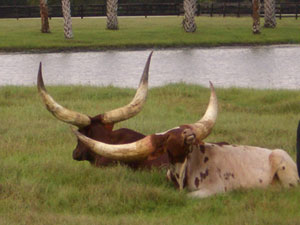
[0,45,300,89]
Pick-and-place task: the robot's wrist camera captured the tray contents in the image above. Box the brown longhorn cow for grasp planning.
[37,52,168,169]
[73,83,300,198]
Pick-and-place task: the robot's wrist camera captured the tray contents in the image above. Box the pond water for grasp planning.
[0,45,300,89]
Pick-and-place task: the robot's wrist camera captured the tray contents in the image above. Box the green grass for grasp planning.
[0,16,300,52]
[1,84,300,224]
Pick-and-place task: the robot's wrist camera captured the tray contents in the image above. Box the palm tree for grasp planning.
[183,0,197,32]
[106,0,118,30]
[39,0,50,33]
[264,0,276,28]
[252,0,261,34]
[61,0,73,39]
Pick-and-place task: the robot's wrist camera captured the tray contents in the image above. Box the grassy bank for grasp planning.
[0,17,300,52]
[0,84,300,224]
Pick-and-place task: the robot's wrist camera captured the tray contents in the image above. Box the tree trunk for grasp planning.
[40,0,50,33]
[183,0,197,33]
[264,0,276,28]
[61,0,73,39]
[252,0,261,34]
[106,0,118,30]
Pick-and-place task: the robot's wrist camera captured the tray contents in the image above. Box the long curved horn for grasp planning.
[37,63,91,128]
[187,82,218,140]
[71,82,217,161]
[100,52,153,124]
[72,128,156,161]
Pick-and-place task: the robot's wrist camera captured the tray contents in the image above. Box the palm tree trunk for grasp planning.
[264,0,276,28]
[39,0,50,33]
[106,0,118,30]
[183,0,197,33]
[61,0,73,39]
[252,0,261,34]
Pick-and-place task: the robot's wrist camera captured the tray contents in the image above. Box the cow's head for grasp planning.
[73,82,218,188]
[38,52,152,166]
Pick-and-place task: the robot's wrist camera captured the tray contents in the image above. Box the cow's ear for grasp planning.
[146,134,169,160]
[104,123,114,131]
[147,147,165,160]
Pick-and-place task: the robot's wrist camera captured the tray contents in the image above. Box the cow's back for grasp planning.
[186,143,274,192]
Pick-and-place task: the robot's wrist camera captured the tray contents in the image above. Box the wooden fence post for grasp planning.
[237,2,240,17]
[176,3,179,16]
[28,6,31,17]
[279,3,282,20]
[144,3,148,18]
[223,2,226,17]
[296,3,298,19]
[197,3,200,16]
[80,5,83,19]
[210,3,213,17]
[14,0,19,20]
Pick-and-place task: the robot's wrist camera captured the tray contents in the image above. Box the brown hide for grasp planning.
[161,126,197,164]
[154,127,229,165]
[73,116,169,169]
[145,126,205,165]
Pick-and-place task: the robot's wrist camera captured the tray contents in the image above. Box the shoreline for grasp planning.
[1,43,300,54]
[1,17,299,54]
[1,83,299,91]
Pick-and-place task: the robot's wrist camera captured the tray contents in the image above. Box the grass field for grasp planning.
[0,16,300,51]
[0,84,300,224]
